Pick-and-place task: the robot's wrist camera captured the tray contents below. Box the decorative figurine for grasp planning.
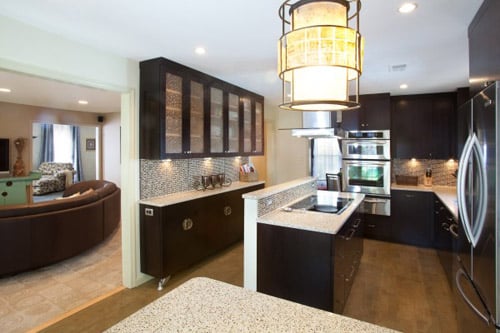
[13,138,26,177]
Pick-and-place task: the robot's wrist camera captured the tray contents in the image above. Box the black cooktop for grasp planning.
[287,195,353,214]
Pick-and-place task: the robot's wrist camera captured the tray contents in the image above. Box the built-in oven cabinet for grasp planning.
[339,93,391,131]
[390,190,434,248]
[139,57,264,159]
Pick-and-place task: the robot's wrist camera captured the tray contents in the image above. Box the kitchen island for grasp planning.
[243,177,365,313]
[105,277,397,333]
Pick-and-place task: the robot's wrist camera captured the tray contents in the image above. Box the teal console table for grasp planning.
[0,172,41,206]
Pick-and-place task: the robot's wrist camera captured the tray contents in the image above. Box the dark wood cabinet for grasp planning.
[391,92,457,159]
[468,0,500,96]
[140,57,264,159]
[140,184,264,280]
[340,93,391,131]
[433,196,458,288]
[391,190,434,247]
[363,214,392,242]
[257,211,363,314]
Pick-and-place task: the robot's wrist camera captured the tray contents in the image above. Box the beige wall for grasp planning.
[0,101,102,175]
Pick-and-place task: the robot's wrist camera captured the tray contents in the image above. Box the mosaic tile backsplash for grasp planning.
[257,180,316,217]
[140,157,249,199]
[392,158,458,186]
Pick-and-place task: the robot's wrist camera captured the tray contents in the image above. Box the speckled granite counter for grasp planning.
[258,190,365,235]
[392,184,457,219]
[139,181,265,207]
[105,277,398,333]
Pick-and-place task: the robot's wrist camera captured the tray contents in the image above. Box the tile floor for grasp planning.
[0,227,122,333]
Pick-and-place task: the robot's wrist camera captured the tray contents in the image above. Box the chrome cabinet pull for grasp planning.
[449,224,459,238]
[441,222,450,231]
[353,218,362,228]
[182,218,193,231]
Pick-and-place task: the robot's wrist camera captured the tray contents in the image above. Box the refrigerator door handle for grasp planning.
[455,268,490,324]
[457,133,488,247]
[457,134,474,244]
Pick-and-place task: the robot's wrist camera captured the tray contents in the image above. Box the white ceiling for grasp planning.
[0,0,483,113]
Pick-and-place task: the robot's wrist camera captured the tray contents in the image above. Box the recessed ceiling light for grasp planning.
[78,100,89,105]
[0,88,11,93]
[400,84,408,89]
[195,47,206,55]
[399,3,417,14]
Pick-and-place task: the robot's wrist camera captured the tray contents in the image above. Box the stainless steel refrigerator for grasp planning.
[455,81,499,332]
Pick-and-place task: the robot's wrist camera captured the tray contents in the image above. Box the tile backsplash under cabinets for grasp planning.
[140,157,249,199]
[392,158,458,186]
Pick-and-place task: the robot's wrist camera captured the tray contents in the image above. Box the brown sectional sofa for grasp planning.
[0,180,120,277]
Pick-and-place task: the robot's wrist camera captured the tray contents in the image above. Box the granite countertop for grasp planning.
[105,277,397,333]
[139,181,265,207]
[257,190,365,235]
[392,184,457,219]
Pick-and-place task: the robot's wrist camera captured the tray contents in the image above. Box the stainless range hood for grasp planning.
[290,111,345,139]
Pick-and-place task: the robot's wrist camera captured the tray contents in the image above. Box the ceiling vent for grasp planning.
[389,64,407,72]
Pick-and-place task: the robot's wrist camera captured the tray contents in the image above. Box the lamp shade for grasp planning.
[278,0,363,111]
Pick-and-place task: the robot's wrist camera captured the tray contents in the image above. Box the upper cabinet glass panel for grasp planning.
[210,87,224,153]
[228,93,240,153]
[243,97,252,153]
[165,73,183,154]
[190,81,204,153]
[255,101,263,153]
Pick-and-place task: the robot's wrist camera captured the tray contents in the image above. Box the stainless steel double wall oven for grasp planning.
[342,130,391,215]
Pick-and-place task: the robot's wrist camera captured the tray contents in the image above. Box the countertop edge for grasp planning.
[139,181,265,207]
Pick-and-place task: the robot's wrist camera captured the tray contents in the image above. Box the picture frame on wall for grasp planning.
[86,138,96,151]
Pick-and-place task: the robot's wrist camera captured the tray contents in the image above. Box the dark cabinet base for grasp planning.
[257,211,363,314]
[140,184,264,282]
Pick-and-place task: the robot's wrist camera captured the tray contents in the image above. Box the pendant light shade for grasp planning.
[278,0,364,111]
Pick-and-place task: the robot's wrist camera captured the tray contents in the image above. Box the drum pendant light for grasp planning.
[278,0,364,111]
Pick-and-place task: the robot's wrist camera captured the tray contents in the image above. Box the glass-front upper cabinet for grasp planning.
[242,97,252,153]
[255,101,264,154]
[139,57,264,159]
[227,93,240,153]
[210,87,224,153]
[190,81,204,154]
[165,73,183,154]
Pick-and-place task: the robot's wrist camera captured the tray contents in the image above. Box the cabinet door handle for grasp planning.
[405,194,415,198]
[449,224,459,238]
[367,224,376,228]
[344,228,356,241]
[353,218,362,228]
[182,218,194,231]
[441,222,450,231]
[224,206,232,216]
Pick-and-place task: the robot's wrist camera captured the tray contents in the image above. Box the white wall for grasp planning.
[0,15,144,288]
[79,125,97,180]
[103,112,121,186]
[264,105,309,186]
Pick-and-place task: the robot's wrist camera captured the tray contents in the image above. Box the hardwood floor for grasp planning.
[343,239,458,333]
[41,239,457,333]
